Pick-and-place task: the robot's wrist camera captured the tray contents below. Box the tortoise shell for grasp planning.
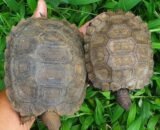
[84,11,153,91]
[5,18,86,117]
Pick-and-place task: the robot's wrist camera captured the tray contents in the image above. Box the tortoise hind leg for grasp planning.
[41,111,61,130]
[20,116,35,124]
[116,88,131,110]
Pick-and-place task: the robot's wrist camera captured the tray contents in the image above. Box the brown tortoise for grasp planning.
[84,11,153,110]
[5,9,86,130]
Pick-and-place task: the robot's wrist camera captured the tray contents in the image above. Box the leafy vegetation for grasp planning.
[0,0,160,129]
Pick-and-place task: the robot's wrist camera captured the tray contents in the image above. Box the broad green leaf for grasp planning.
[113,122,122,130]
[152,42,160,49]
[94,98,105,125]
[81,116,94,130]
[104,1,118,10]
[127,116,142,130]
[61,0,69,4]
[141,101,152,120]
[0,0,3,5]
[86,87,97,99]
[47,0,61,7]
[155,98,160,105]
[78,14,89,27]
[147,115,160,130]
[71,124,81,130]
[0,13,11,29]
[61,119,73,130]
[127,102,137,127]
[111,105,124,123]
[133,89,145,96]
[143,0,154,19]
[19,2,25,18]
[152,76,160,88]
[80,103,92,113]
[148,19,160,29]
[101,91,110,99]
[116,0,141,11]
[68,0,100,5]
[27,0,37,12]
[79,116,86,124]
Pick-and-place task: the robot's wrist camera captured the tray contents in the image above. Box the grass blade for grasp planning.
[68,0,100,5]
[147,115,160,130]
[152,42,160,49]
[127,116,142,130]
[111,105,124,123]
[81,116,94,130]
[94,98,105,125]
[127,102,137,127]
[148,19,160,29]
[2,0,19,12]
[27,0,37,12]
[116,0,141,11]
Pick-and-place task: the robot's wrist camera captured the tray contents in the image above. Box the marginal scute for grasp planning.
[91,19,101,26]
[127,17,141,29]
[97,12,109,21]
[94,68,111,82]
[5,18,86,117]
[86,26,96,35]
[84,11,153,92]
[101,82,110,91]
[125,12,134,18]
[133,30,149,43]
[136,44,149,62]
[90,34,106,47]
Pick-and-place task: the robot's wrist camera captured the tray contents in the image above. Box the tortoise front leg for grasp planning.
[41,111,61,130]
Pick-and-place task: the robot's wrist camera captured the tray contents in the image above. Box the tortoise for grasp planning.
[4,5,86,130]
[84,11,153,110]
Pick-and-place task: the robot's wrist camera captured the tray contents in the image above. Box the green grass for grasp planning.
[0,0,160,130]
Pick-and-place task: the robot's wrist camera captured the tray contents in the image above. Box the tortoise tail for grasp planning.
[116,88,131,110]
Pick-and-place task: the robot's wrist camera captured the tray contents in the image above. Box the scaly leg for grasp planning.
[116,88,131,110]
[41,111,61,130]
[20,115,35,124]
